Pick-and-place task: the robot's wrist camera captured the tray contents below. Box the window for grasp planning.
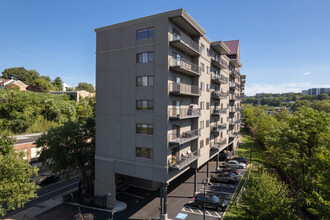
[136,147,153,159]
[200,140,204,148]
[200,102,204,110]
[200,82,205,91]
[206,120,210,128]
[207,48,209,56]
[136,76,154,87]
[206,138,209,145]
[206,102,210,110]
[137,52,154,63]
[137,28,154,40]
[136,124,153,135]
[206,84,210,92]
[200,121,204,129]
[201,44,205,54]
[136,100,154,110]
[207,66,210,74]
[201,63,205,72]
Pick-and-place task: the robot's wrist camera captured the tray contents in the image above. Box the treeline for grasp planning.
[1,67,95,93]
[0,89,95,134]
[244,92,329,110]
[243,104,329,219]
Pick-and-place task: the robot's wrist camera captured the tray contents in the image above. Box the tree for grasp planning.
[75,82,95,93]
[52,77,63,91]
[31,78,54,92]
[241,171,297,220]
[35,117,95,191]
[0,134,38,216]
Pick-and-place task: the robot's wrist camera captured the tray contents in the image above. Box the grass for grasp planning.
[224,132,269,220]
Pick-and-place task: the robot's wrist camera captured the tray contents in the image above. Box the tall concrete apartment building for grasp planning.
[94,9,246,213]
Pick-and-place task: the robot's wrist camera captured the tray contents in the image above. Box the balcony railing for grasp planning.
[169,83,201,96]
[211,90,227,99]
[171,31,201,54]
[210,138,227,150]
[169,58,200,76]
[229,94,236,100]
[211,73,228,84]
[236,108,241,112]
[211,107,227,115]
[169,129,201,145]
[169,107,201,119]
[211,123,226,133]
[169,149,200,170]
[212,57,227,69]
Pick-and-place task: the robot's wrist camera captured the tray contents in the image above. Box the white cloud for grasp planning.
[303,72,312,75]
[245,82,330,96]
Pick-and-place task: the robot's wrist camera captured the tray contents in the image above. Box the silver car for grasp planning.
[224,160,246,169]
[210,172,238,184]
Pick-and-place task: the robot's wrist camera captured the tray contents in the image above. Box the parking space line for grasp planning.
[215,211,221,217]
[206,210,211,215]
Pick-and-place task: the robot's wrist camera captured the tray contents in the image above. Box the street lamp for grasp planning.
[202,178,208,220]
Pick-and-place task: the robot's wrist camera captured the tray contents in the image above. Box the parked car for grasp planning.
[210,173,238,184]
[231,156,247,164]
[216,167,239,175]
[224,160,246,169]
[194,193,228,211]
[35,175,59,187]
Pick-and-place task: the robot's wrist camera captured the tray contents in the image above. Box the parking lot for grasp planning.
[179,167,245,219]
[112,160,246,220]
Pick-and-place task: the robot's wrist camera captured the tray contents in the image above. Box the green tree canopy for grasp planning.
[242,171,297,220]
[75,82,95,93]
[52,77,63,91]
[0,134,38,216]
[35,117,95,191]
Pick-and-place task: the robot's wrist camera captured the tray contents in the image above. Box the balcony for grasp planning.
[169,107,200,120]
[211,138,227,150]
[211,90,227,99]
[229,58,242,68]
[169,58,200,77]
[230,70,240,78]
[229,81,235,88]
[170,32,200,56]
[211,41,231,55]
[211,73,228,84]
[169,83,201,96]
[211,107,227,116]
[235,118,241,123]
[211,123,227,134]
[169,129,201,145]
[211,57,227,69]
[169,149,200,170]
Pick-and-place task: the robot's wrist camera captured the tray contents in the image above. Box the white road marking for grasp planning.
[215,211,221,217]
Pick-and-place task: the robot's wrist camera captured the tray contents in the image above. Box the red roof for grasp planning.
[223,40,239,55]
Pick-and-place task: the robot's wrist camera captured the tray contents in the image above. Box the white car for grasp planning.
[224,160,246,169]
[210,172,238,184]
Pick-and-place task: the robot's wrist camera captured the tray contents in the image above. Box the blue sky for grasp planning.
[1,0,329,95]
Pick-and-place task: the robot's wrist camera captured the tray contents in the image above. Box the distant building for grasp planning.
[50,90,95,101]
[13,133,43,163]
[0,78,28,90]
[302,88,330,96]
[62,82,73,91]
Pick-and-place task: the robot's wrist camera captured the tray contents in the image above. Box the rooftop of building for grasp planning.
[13,133,43,145]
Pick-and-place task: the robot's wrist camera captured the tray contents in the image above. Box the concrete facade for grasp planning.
[94,9,246,209]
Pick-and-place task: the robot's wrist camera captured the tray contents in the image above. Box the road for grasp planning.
[4,175,80,218]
